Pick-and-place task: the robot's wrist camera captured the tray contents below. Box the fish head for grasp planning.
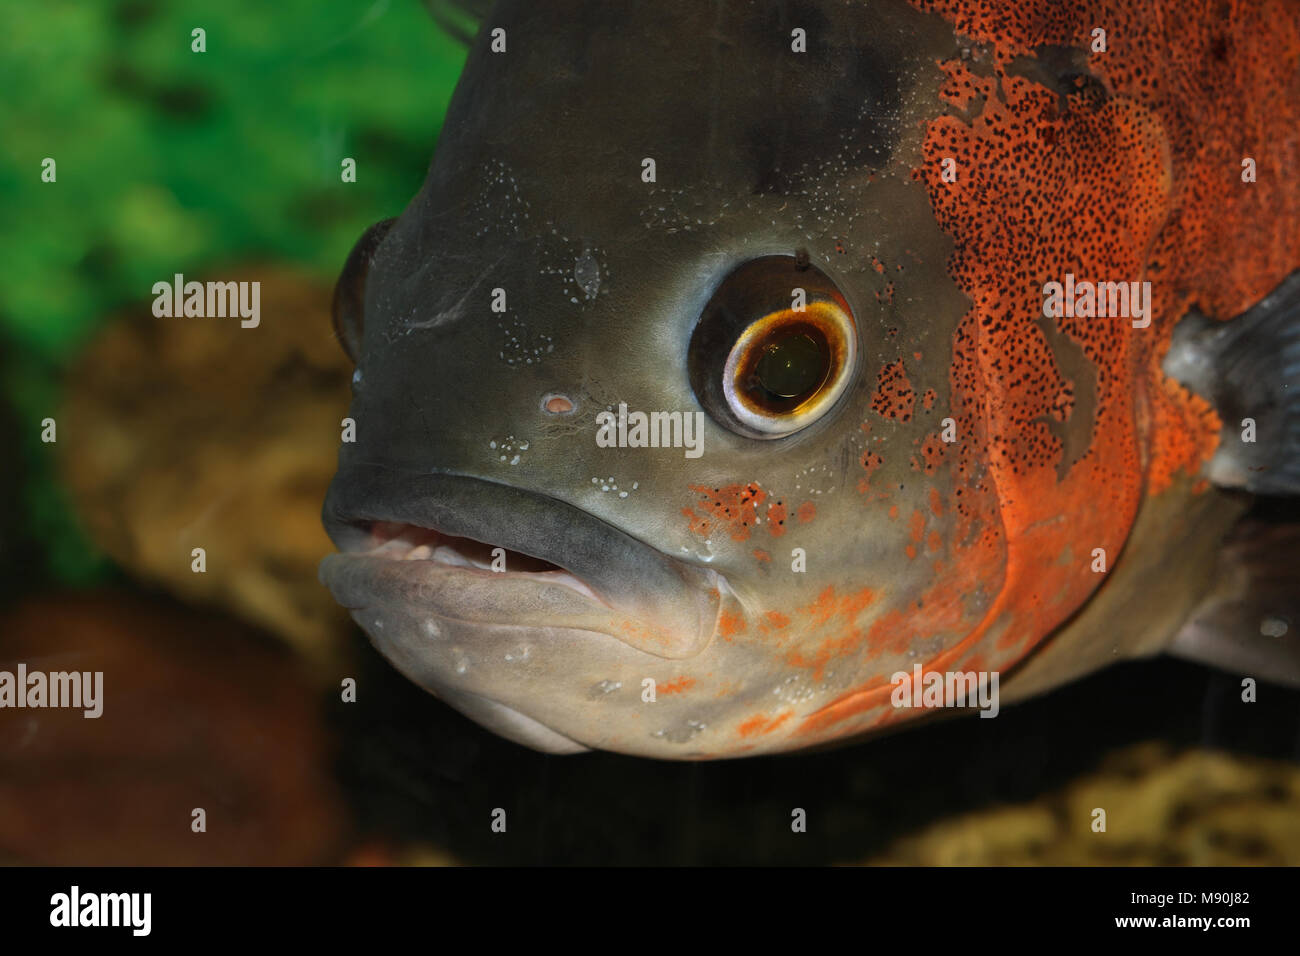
[321,0,1026,758]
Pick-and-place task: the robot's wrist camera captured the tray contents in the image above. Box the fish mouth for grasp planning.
[320,465,723,660]
[327,519,607,605]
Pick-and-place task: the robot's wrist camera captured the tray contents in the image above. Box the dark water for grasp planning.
[336,630,1300,865]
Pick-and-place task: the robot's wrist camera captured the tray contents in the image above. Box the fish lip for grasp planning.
[322,523,612,610]
[321,464,723,659]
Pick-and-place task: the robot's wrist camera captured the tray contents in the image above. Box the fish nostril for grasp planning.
[541,393,576,415]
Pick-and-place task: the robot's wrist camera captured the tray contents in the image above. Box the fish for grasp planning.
[320,0,1300,758]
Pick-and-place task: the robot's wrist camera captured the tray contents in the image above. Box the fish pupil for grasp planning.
[752,328,830,404]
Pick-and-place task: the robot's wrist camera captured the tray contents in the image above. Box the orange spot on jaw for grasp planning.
[767,501,788,536]
[764,610,790,629]
[682,507,710,536]
[685,483,767,541]
[718,609,746,638]
[659,676,696,696]
[737,710,795,739]
[796,502,816,523]
[753,548,772,563]
[784,587,877,681]
[798,534,1002,737]
[737,714,768,737]
[767,711,793,733]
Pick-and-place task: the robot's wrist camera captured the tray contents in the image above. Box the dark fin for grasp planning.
[1168,511,1300,687]
[422,0,493,45]
[1163,269,1300,495]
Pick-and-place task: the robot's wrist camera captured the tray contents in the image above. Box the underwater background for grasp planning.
[1,0,1298,865]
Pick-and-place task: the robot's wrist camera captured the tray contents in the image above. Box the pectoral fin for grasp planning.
[1163,270,1300,495]
[1168,515,1300,687]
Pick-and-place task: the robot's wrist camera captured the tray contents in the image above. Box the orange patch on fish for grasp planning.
[801,530,1005,736]
[766,500,788,536]
[911,432,946,474]
[786,586,878,681]
[783,0,1300,745]
[737,710,794,738]
[928,486,944,517]
[799,585,876,628]
[717,608,746,638]
[870,358,915,422]
[858,449,884,493]
[909,509,926,543]
[685,482,766,541]
[658,676,696,696]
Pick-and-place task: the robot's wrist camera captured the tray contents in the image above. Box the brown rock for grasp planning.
[58,267,354,660]
[0,592,349,865]
[865,742,1300,865]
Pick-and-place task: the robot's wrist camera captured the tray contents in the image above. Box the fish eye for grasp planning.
[332,217,396,364]
[689,256,857,438]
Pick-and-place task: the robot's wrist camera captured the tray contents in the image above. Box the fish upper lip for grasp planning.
[324,519,610,607]
[320,464,723,659]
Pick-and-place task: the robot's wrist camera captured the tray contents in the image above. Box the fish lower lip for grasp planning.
[320,466,723,659]
[319,551,623,633]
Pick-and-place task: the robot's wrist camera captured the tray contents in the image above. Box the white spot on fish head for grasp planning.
[590,475,637,497]
[489,434,529,466]
[499,316,553,367]
[574,246,601,299]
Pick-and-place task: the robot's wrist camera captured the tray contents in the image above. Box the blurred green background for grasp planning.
[0,0,469,588]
